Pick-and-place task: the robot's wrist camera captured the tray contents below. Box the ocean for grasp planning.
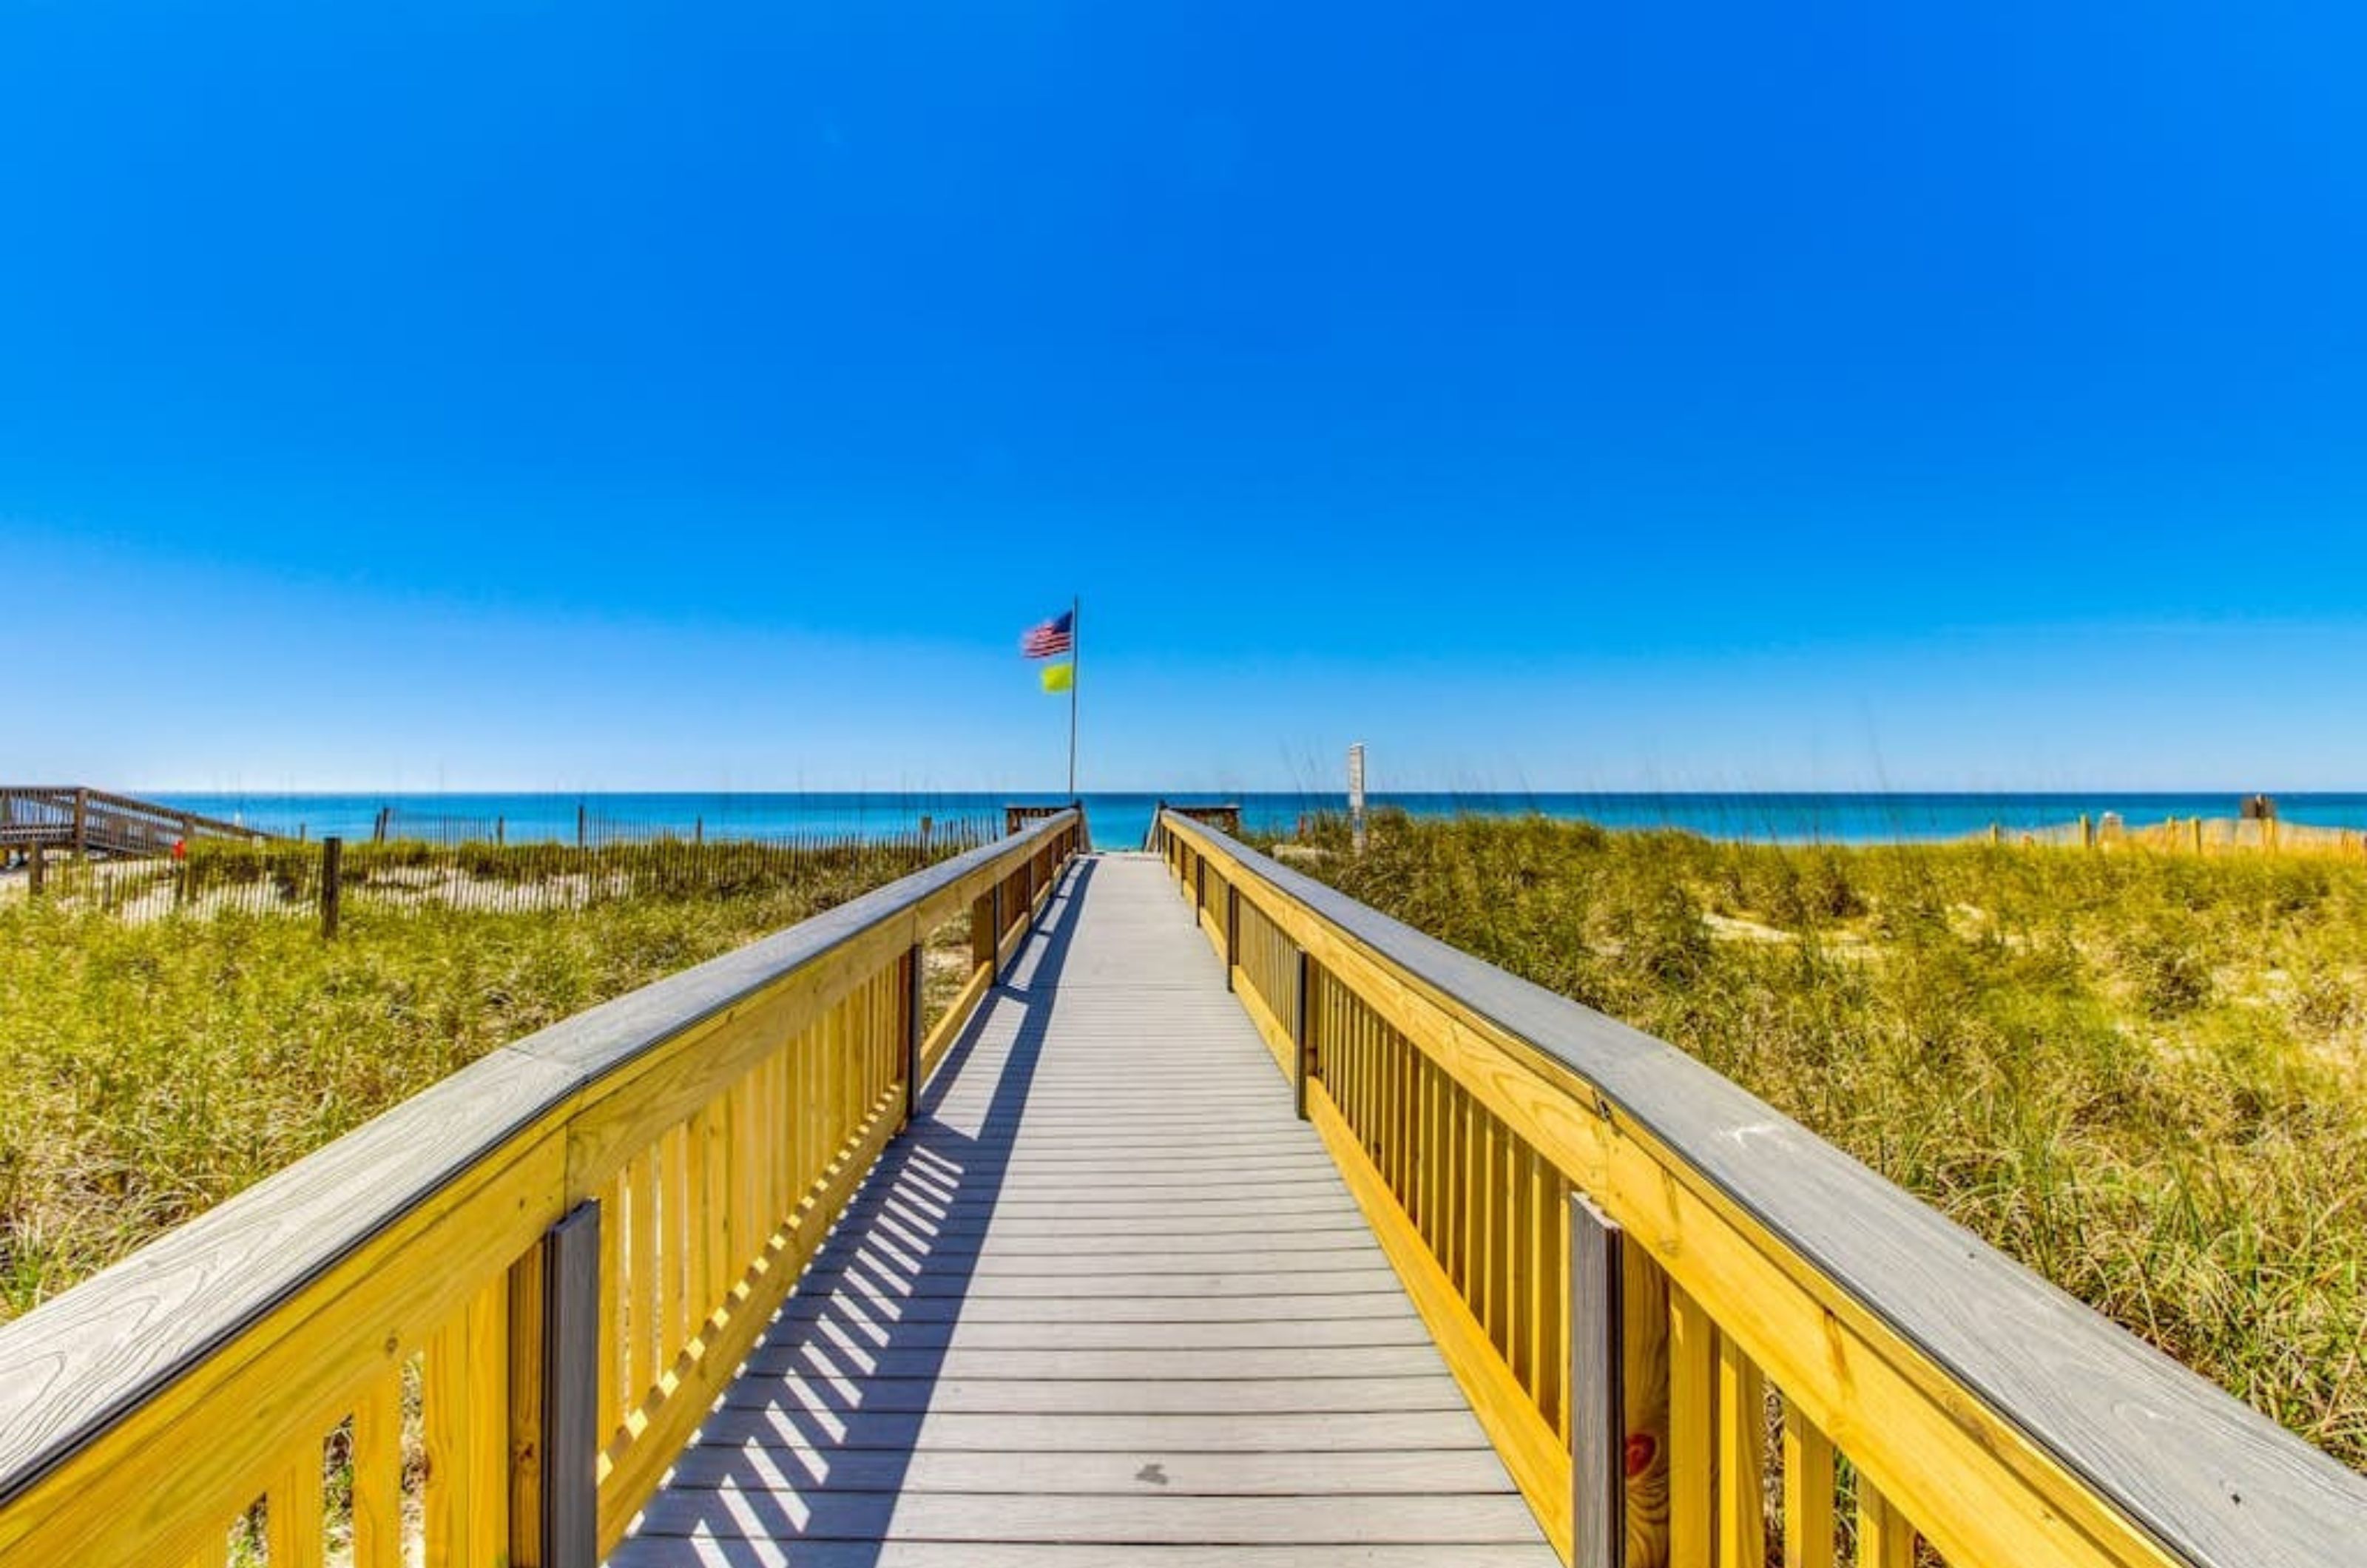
[143,791,2367,855]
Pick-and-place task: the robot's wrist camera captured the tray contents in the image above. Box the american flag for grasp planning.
[1019,610,1073,658]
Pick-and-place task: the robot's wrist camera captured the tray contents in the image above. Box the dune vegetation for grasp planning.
[1284,811,2367,1469]
[0,843,974,1321]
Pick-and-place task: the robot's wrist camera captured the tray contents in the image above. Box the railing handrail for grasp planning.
[1157,809,2367,1568]
[0,808,1081,1511]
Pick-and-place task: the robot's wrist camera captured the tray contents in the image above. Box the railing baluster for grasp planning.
[1717,1333,1768,1568]
[1669,1285,1718,1567]
[1783,1400,1839,1568]
[628,1147,660,1412]
[351,1372,403,1567]
[1856,1478,1915,1568]
[1293,949,1313,1120]
[904,941,925,1125]
[266,1437,323,1568]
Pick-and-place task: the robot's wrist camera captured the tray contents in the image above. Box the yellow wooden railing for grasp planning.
[0,810,1081,1568]
[1157,809,2367,1568]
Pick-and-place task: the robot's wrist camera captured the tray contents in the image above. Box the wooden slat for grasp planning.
[349,1372,402,1568]
[1669,1285,1718,1568]
[625,1147,659,1425]
[425,1274,508,1568]
[658,1119,688,1372]
[1857,1478,1916,1568]
[507,1243,547,1568]
[1718,1331,1768,1568]
[1783,1399,1838,1568]
[597,1167,621,1439]
[685,1103,715,1334]
[1624,1247,1673,1568]
[266,1436,324,1568]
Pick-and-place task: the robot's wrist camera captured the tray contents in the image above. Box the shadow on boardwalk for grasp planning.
[611,861,1093,1566]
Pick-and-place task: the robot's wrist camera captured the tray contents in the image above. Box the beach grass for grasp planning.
[1284,810,2367,1468]
[0,845,965,1320]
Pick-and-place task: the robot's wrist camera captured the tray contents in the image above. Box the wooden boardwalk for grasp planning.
[608,853,1558,1567]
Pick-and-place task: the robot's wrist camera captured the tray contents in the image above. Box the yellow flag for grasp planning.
[1040,660,1074,693]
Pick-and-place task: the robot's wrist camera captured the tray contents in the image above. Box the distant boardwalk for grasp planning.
[610,855,1555,1566]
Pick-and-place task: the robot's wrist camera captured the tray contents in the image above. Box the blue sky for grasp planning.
[7,2,2367,792]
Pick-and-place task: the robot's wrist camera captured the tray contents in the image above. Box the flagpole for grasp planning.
[1067,595,1080,798]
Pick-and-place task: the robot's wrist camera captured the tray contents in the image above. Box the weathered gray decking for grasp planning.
[608,852,1557,1567]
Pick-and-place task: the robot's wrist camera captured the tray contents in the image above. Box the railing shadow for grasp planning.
[615,858,1097,1564]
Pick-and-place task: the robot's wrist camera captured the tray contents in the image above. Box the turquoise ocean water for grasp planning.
[147,791,2367,855]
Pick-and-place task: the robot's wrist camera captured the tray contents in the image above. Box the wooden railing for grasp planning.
[1141,799,1243,848]
[1155,809,2367,1568]
[1004,800,1090,849]
[0,809,1083,1568]
[0,785,272,856]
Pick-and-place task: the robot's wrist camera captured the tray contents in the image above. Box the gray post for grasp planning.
[27,839,44,899]
[72,788,88,856]
[1224,884,1239,992]
[1293,950,1312,1121]
[320,837,342,940]
[1569,1192,1627,1568]
[904,942,925,1126]
[541,1200,601,1568]
[576,802,587,848]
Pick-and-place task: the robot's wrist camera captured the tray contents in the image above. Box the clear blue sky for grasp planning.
[7,2,2366,793]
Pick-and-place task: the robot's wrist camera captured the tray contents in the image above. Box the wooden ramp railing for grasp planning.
[0,811,1081,1567]
[0,785,273,857]
[1155,808,2367,1568]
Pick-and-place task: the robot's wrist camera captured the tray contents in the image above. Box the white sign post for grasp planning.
[1348,743,1367,855]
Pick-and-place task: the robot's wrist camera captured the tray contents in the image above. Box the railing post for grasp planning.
[1224,883,1238,992]
[991,882,1006,978]
[1569,1192,1627,1568]
[971,891,995,979]
[320,837,343,940]
[1293,949,1312,1121]
[904,941,925,1126]
[530,1200,601,1568]
[27,839,44,899]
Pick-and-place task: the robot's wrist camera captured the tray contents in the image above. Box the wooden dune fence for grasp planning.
[1993,813,2367,857]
